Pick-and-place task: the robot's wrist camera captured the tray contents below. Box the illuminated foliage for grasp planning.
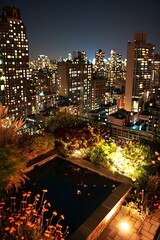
[88,140,156,181]
[56,126,98,156]
[141,174,160,211]
[126,174,160,218]
[30,133,54,153]
[45,112,88,134]
[0,146,28,193]
[0,102,8,118]
[0,103,25,147]
[0,104,28,194]
[0,190,69,239]
[17,132,55,161]
[45,112,99,156]
[88,139,160,214]
[88,139,117,166]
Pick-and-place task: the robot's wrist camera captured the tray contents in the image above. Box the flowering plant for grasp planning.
[0,189,69,239]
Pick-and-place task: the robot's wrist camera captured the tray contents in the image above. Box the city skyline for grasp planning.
[0,0,160,61]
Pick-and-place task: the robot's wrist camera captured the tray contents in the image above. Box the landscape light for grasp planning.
[120,221,129,231]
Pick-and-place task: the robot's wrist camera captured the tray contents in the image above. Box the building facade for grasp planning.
[125,32,155,112]
[107,50,126,90]
[0,5,33,117]
[95,49,105,70]
[29,55,57,113]
[57,58,94,117]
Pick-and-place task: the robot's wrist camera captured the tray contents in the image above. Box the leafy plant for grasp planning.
[0,146,28,193]
[88,140,116,166]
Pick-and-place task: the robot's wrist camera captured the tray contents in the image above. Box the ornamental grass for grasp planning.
[0,189,69,240]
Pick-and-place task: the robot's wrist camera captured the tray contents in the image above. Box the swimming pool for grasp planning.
[24,156,121,239]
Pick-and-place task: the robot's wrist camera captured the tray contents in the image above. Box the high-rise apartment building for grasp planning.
[115,53,126,89]
[153,53,160,87]
[93,78,107,108]
[93,49,106,78]
[107,50,126,89]
[125,32,155,112]
[0,5,33,117]
[29,55,57,112]
[95,49,105,70]
[108,50,116,86]
[31,55,51,69]
[57,57,93,117]
[74,51,87,62]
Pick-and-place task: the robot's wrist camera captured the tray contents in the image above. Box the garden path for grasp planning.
[98,206,160,240]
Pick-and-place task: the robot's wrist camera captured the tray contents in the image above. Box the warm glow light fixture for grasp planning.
[120,221,129,231]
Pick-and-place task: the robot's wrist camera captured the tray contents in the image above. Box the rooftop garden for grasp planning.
[45,112,160,218]
[0,108,160,238]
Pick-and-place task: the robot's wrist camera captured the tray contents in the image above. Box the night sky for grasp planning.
[0,0,160,61]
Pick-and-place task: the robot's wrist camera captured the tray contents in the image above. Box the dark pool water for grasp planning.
[23,157,120,238]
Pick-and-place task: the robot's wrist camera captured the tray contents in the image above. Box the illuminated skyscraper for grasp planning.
[107,50,126,87]
[108,50,116,86]
[29,55,57,112]
[0,5,33,116]
[125,32,155,112]
[149,54,160,106]
[95,49,105,70]
[153,53,160,87]
[57,58,93,117]
[74,51,87,62]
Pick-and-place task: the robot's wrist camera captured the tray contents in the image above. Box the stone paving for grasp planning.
[98,206,160,240]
